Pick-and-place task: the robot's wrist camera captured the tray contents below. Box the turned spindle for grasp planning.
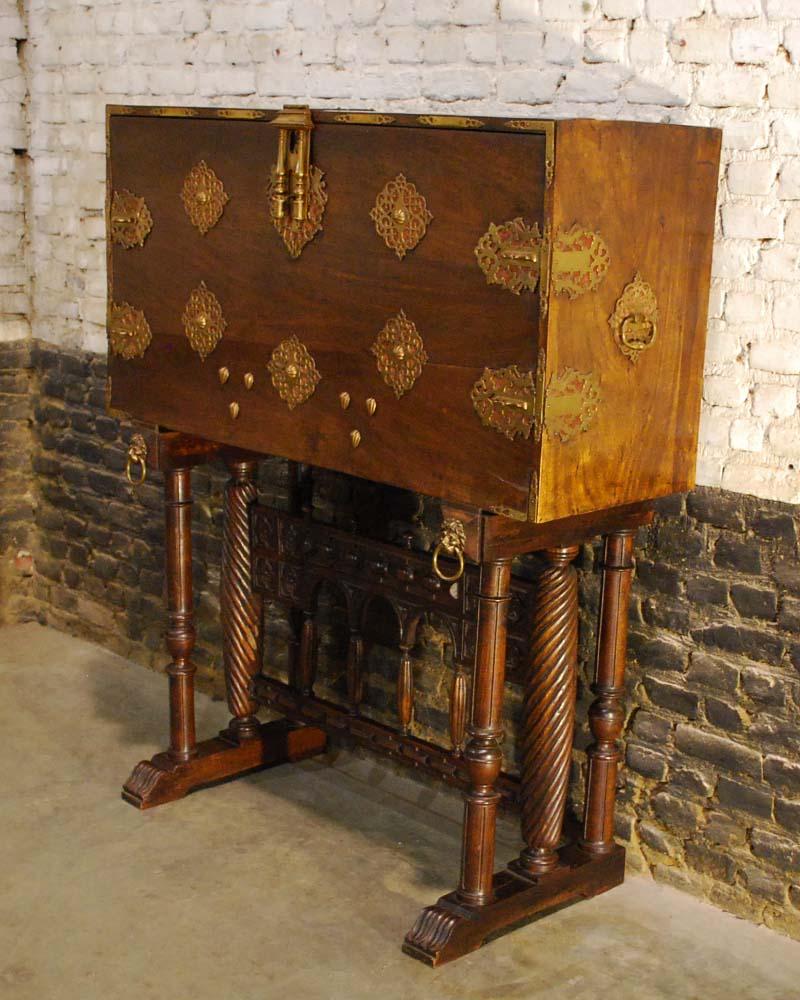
[581,530,635,855]
[457,558,512,906]
[164,466,197,762]
[516,545,579,876]
[346,630,364,713]
[449,664,468,753]
[221,458,263,742]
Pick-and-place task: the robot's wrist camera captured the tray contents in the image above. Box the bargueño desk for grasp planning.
[107,105,721,965]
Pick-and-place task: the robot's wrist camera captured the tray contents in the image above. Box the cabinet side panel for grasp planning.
[538,119,721,522]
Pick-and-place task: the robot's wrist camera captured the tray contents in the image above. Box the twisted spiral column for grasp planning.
[221,459,263,741]
[517,545,579,876]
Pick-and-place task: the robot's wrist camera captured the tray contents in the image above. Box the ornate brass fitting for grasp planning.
[125,434,148,486]
[270,105,314,223]
[432,519,466,583]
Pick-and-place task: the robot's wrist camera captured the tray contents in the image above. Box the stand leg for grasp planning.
[164,467,197,762]
[403,546,623,966]
[515,545,579,876]
[458,558,512,905]
[221,459,262,741]
[581,530,635,855]
[122,459,326,810]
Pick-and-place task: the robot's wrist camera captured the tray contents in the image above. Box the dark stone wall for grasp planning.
[3,340,800,940]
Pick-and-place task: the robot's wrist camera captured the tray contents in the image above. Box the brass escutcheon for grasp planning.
[609,272,659,363]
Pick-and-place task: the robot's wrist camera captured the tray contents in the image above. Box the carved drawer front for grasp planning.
[107,109,549,518]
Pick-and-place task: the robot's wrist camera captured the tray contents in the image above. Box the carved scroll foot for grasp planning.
[121,719,326,810]
[403,844,624,967]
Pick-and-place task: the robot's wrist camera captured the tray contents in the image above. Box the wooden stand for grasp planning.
[121,433,646,963]
[122,437,326,810]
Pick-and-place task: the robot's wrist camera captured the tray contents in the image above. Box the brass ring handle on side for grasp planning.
[432,542,465,583]
[125,434,148,487]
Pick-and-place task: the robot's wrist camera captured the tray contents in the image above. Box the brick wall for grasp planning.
[2,0,800,945]
[0,0,29,340]
[13,0,800,501]
[8,339,800,941]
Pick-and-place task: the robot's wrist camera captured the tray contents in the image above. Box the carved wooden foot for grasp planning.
[122,719,327,809]
[403,843,624,966]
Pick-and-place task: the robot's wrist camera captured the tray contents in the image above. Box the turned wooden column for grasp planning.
[221,458,263,742]
[516,545,579,876]
[581,529,635,855]
[164,467,197,762]
[457,558,512,906]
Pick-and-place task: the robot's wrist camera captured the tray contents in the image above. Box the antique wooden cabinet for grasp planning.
[107,105,721,965]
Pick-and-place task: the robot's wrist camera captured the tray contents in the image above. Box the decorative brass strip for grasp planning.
[182,282,227,361]
[267,335,321,409]
[335,113,395,125]
[544,368,601,443]
[489,505,528,522]
[609,272,659,363]
[110,106,270,121]
[475,218,542,295]
[471,365,537,441]
[110,189,153,248]
[551,226,610,299]
[108,302,152,360]
[370,174,432,259]
[371,310,428,398]
[266,163,327,259]
[508,120,550,131]
[417,115,484,129]
[181,161,229,234]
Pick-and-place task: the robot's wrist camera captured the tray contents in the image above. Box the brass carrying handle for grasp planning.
[432,543,465,583]
[431,518,468,583]
[125,434,148,487]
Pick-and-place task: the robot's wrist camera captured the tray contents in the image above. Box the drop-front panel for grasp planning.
[107,107,721,522]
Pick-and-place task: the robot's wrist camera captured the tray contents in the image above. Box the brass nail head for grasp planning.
[340,391,351,410]
[218,366,230,385]
[244,372,255,389]
[285,363,298,378]
[366,397,377,415]
[229,401,240,419]
[350,429,361,448]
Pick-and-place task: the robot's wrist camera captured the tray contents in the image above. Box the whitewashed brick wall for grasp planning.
[5,0,800,503]
[0,0,28,342]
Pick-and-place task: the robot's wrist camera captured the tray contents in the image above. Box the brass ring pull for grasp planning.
[431,518,468,583]
[432,542,465,583]
[125,434,148,487]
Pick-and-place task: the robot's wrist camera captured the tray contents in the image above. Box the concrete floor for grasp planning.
[2,623,800,1000]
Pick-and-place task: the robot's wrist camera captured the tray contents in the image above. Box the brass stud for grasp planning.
[244,372,255,389]
[218,366,230,385]
[229,401,240,419]
[285,363,298,379]
[340,391,351,410]
[350,429,361,448]
[366,397,377,416]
